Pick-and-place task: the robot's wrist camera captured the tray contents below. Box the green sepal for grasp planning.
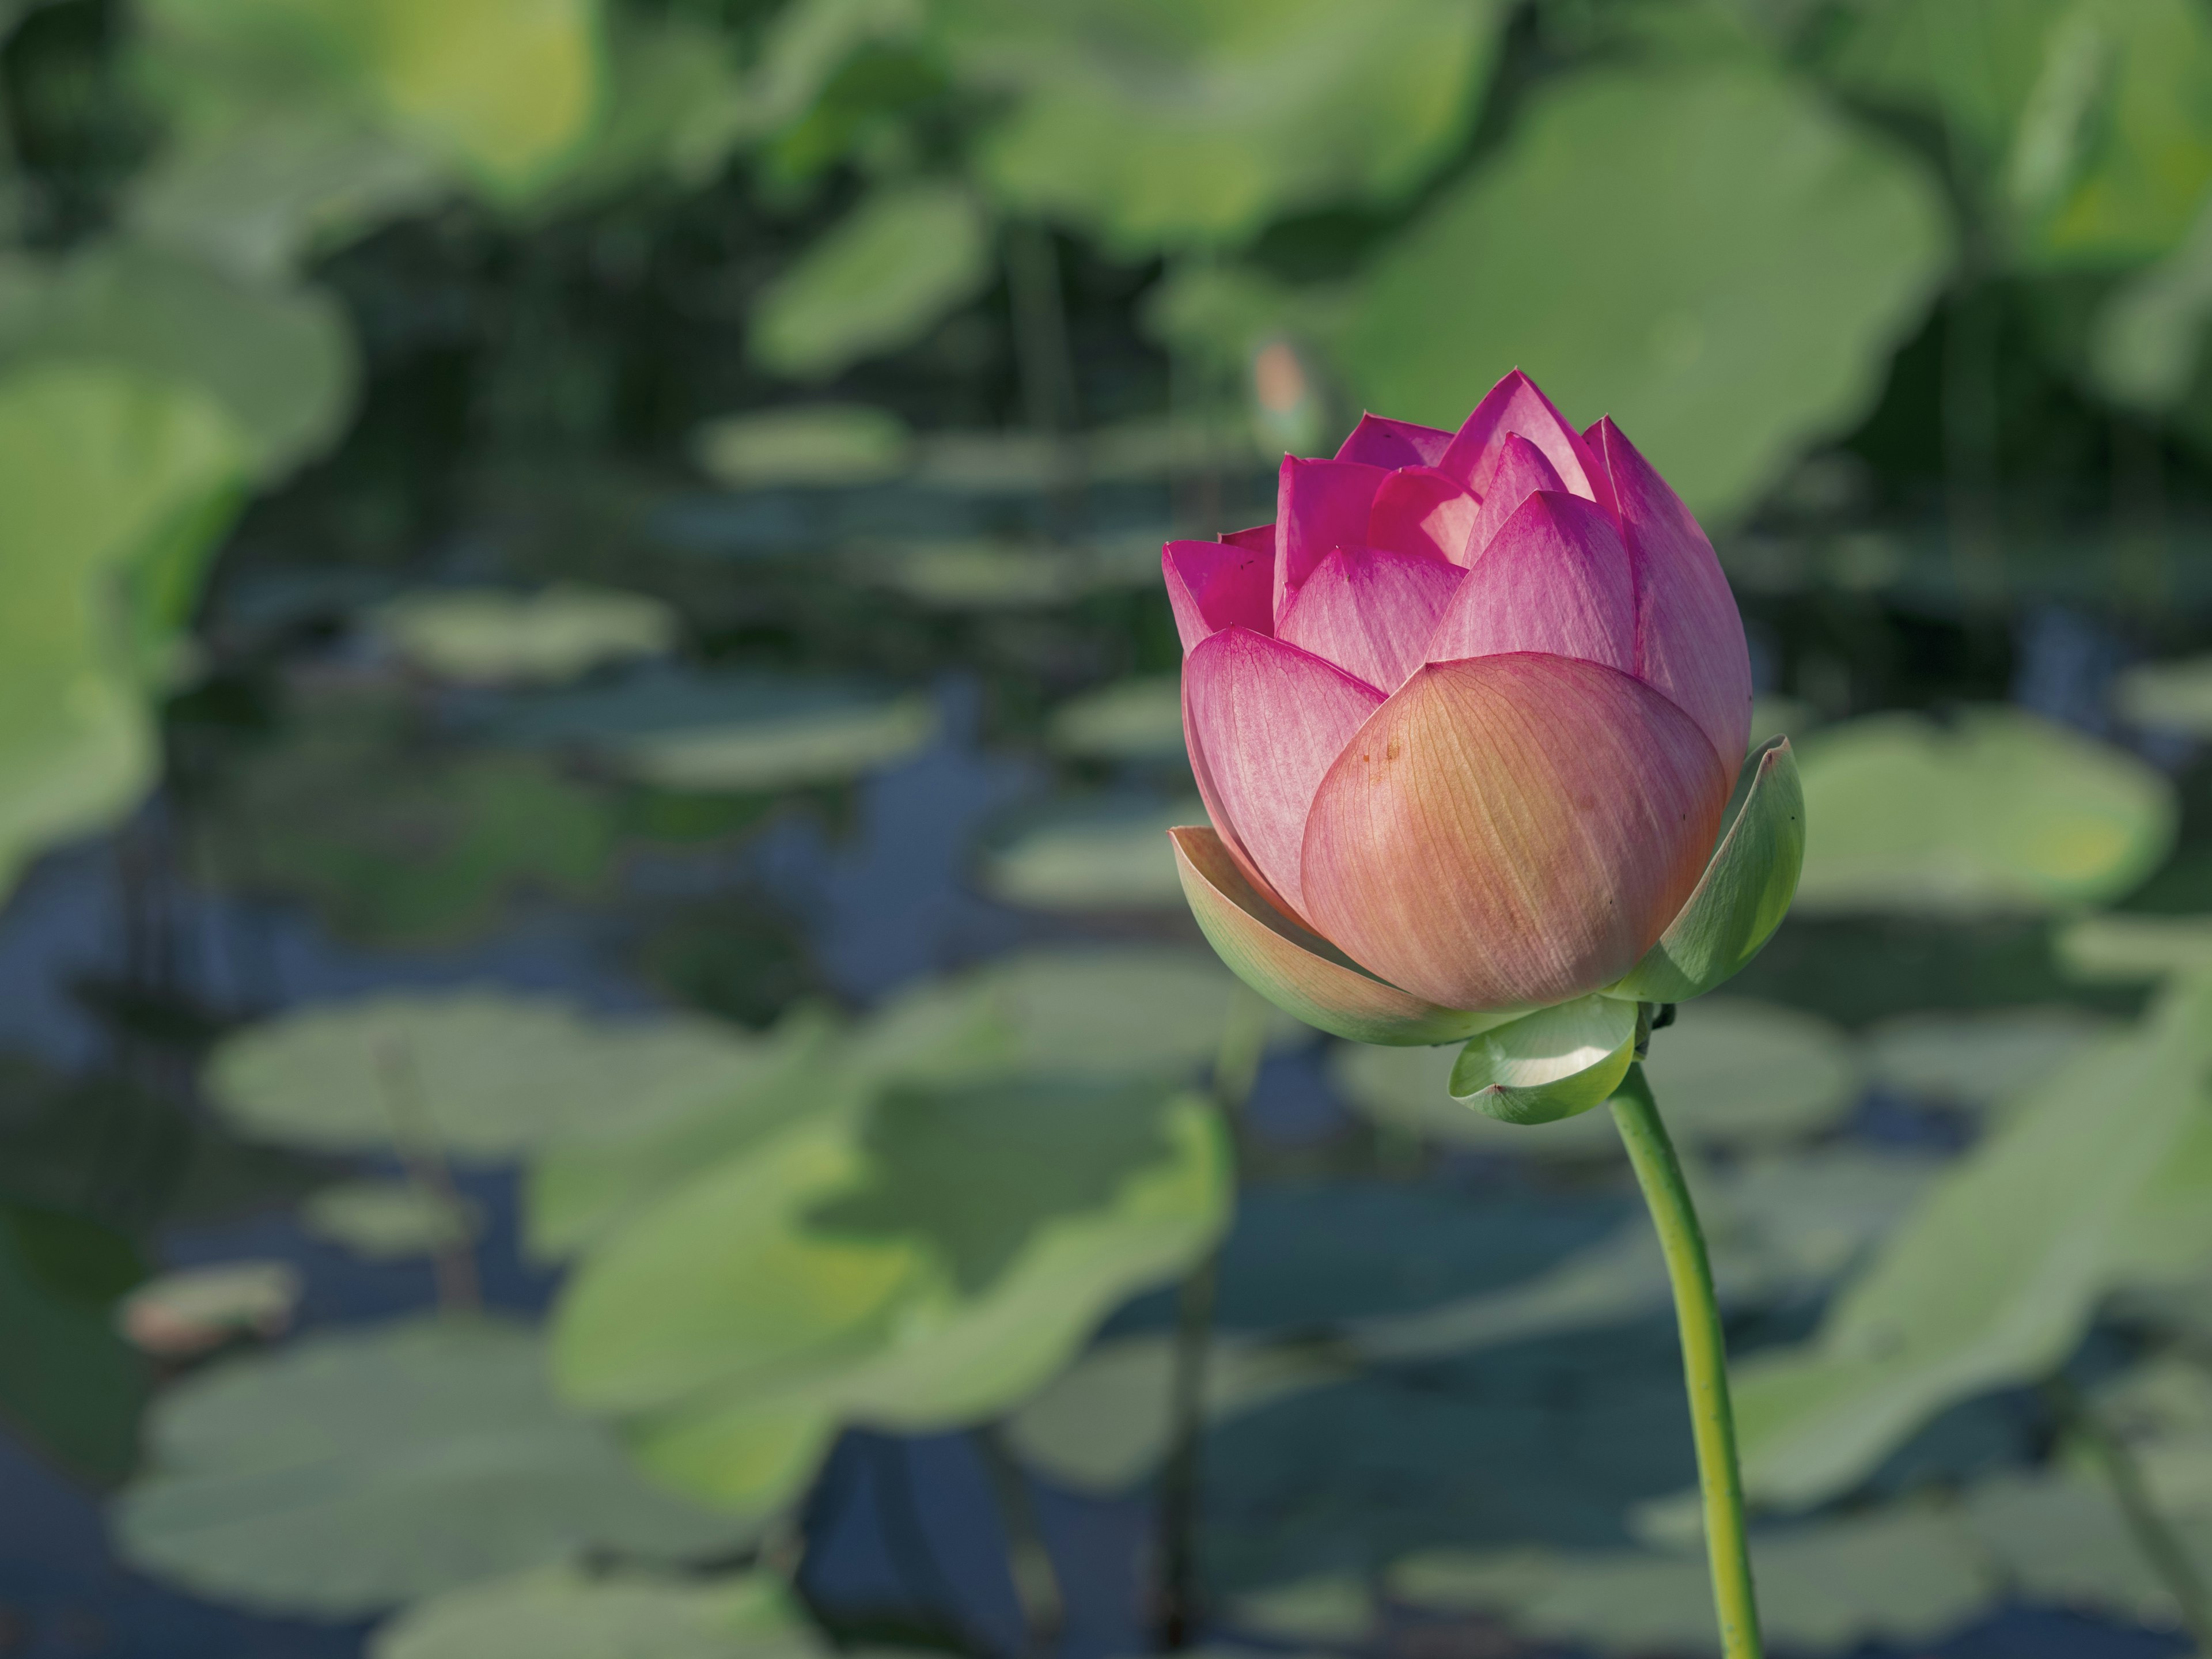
[1608,737,1804,1004]
[1448,995,1640,1125]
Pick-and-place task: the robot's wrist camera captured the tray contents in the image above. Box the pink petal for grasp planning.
[1588,418,1753,779]
[1300,654,1728,1010]
[1438,370,1613,516]
[1277,456,1388,621]
[1335,412,1452,470]
[1162,539,1274,654]
[1278,545,1463,693]
[1182,668,1297,922]
[1462,434,1565,564]
[1424,491,1635,673]
[1369,465,1482,565]
[1223,521,1275,556]
[1183,626,1384,923]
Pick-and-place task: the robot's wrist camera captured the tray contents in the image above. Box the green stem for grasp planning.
[1609,1062,1763,1659]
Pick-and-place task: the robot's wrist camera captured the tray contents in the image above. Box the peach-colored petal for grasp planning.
[1423,491,1635,673]
[1299,654,1727,1010]
[1438,369,1612,516]
[1586,417,1752,779]
[1462,434,1564,564]
[1276,456,1388,621]
[1279,544,1463,694]
[1162,539,1272,654]
[1369,465,1481,566]
[1183,626,1383,921]
[1335,412,1452,470]
[1169,825,1503,1046]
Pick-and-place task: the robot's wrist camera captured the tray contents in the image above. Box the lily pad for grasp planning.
[1047,675,1185,761]
[749,180,991,381]
[938,0,1510,253]
[302,1180,483,1260]
[690,404,913,488]
[371,1564,821,1659]
[977,795,1199,911]
[2114,652,2212,733]
[1862,1004,2116,1113]
[491,671,938,791]
[553,1076,1230,1515]
[1339,62,1952,520]
[206,990,770,1161]
[118,1261,300,1358]
[1792,707,2177,915]
[370,585,676,686]
[114,1317,759,1616]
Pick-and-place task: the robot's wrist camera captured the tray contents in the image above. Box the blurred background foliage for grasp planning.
[10,0,2212,1654]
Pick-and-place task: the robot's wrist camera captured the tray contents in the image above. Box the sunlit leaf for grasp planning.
[114,1317,759,1616]
[302,1180,482,1260]
[938,0,1510,253]
[1047,675,1184,761]
[749,180,991,381]
[2113,650,2212,732]
[369,585,676,686]
[977,794,1198,911]
[0,365,247,900]
[1792,707,2176,915]
[371,1564,823,1659]
[1339,63,1952,520]
[1732,970,2212,1508]
[207,989,768,1160]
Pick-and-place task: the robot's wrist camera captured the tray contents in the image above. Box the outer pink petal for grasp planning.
[1223,521,1275,556]
[1276,456,1388,620]
[1368,465,1481,566]
[1181,665,1297,922]
[1169,825,1499,1046]
[1162,539,1272,654]
[1438,370,1613,516]
[1299,654,1728,1011]
[1335,413,1452,471]
[1463,434,1565,565]
[1589,417,1753,781]
[1278,545,1464,694]
[1183,626,1383,923]
[1424,491,1635,673]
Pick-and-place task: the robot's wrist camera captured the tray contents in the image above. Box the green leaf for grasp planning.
[0,242,355,478]
[0,364,247,900]
[976,794,1199,911]
[1863,1004,2116,1114]
[552,1078,1229,1513]
[1732,969,2212,1508]
[1448,997,1639,1126]
[1792,707,2177,915]
[370,1565,819,1659]
[2089,195,2212,411]
[114,1317,759,1616]
[206,989,768,1160]
[938,0,1511,253]
[369,585,675,687]
[2058,911,2212,981]
[1046,675,1184,761]
[301,1180,482,1260]
[1338,63,1952,520]
[1609,738,1804,1002]
[689,404,913,488]
[749,180,992,381]
[2114,650,2212,733]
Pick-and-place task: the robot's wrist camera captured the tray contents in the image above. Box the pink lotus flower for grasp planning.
[1165,370,1802,1119]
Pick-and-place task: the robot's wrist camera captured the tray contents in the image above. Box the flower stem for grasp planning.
[1609,1061,1763,1659]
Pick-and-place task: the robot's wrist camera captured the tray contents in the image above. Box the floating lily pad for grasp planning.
[1047,676,1185,761]
[491,671,938,791]
[207,990,768,1161]
[115,1317,759,1616]
[2058,911,2212,982]
[2114,652,2212,733]
[846,539,1137,610]
[553,1075,1230,1516]
[690,404,913,488]
[1792,708,2177,915]
[370,585,676,686]
[749,180,991,381]
[118,1261,300,1358]
[302,1180,483,1260]
[1340,62,1952,519]
[978,795,1199,911]
[371,1563,821,1659]
[1862,1004,2116,1113]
